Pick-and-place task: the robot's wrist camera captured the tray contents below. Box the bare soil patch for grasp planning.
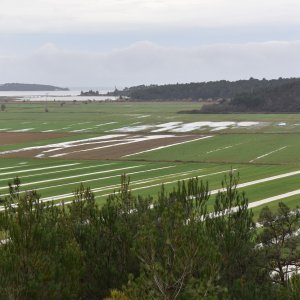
[0,132,73,146]
[58,135,196,160]
[0,134,202,160]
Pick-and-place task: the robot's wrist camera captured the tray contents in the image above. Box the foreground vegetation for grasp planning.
[0,174,299,299]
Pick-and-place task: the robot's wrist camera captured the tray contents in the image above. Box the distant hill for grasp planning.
[108,78,300,101]
[0,83,69,91]
[184,80,300,113]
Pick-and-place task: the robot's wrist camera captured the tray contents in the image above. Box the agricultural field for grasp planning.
[0,100,300,216]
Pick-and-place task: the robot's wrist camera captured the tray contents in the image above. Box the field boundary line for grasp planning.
[0,163,114,182]
[248,190,300,209]
[42,169,231,204]
[0,165,144,191]
[38,168,300,203]
[0,166,176,198]
[55,169,233,204]
[0,163,80,177]
[249,146,288,162]
[123,135,214,157]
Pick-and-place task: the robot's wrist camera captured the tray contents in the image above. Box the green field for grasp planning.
[0,101,299,214]
[1,101,300,134]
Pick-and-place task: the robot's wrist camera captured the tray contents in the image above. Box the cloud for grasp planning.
[1,1,299,88]
[1,41,300,87]
[1,0,300,33]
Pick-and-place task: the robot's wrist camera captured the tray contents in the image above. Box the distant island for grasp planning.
[0,83,69,91]
[80,90,100,96]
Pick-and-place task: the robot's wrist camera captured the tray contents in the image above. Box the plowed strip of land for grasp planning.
[0,132,73,146]
[50,136,199,159]
[0,134,206,160]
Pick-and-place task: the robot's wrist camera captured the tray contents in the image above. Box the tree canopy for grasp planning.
[108,78,300,102]
[0,174,298,299]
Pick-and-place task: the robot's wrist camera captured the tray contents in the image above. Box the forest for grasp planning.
[199,81,300,113]
[109,78,300,101]
[0,174,299,299]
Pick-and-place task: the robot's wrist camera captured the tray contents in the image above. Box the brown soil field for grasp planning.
[0,132,73,146]
[0,134,201,160]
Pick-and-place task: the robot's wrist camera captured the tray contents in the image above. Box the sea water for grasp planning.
[0,90,118,101]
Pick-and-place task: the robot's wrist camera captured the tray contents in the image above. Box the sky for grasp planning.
[1,0,300,88]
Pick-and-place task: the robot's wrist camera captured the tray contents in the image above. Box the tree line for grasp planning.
[199,80,300,113]
[108,78,300,101]
[0,174,299,299]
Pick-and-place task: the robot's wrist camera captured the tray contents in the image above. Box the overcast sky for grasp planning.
[1,0,300,87]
